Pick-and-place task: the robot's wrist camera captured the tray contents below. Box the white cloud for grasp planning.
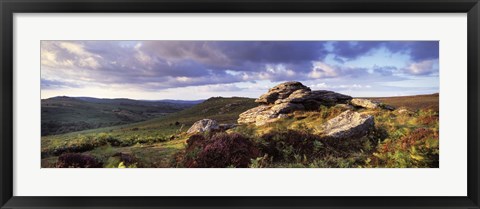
[310,82,372,90]
[256,64,297,81]
[309,61,338,79]
[59,42,90,57]
[197,84,243,92]
[310,82,329,89]
[41,41,102,69]
[404,59,438,75]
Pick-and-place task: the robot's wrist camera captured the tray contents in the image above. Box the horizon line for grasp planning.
[41,92,440,101]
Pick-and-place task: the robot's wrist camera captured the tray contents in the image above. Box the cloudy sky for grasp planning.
[41,41,439,100]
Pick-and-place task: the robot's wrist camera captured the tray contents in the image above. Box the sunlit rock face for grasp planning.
[238,81,352,126]
[322,110,375,139]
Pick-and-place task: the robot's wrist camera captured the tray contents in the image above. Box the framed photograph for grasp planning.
[1,0,479,208]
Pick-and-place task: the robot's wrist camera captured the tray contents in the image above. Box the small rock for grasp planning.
[277,114,290,119]
[350,98,380,109]
[187,119,219,134]
[395,107,414,115]
[381,104,396,111]
[350,98,395,110]
[335,104,355,110]
[322,110,374,139]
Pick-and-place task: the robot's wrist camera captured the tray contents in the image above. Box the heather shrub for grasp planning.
[183,132,260,168]
[259,130,324,162]
[56,153,103,168]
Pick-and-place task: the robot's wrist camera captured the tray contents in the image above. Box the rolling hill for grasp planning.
[41,96,202,136]
[41,92,438,168]
[365,93,439,112]
[41,96,257,167]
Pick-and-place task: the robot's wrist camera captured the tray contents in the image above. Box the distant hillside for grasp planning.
[365,93,439,111]
[41,96,200,136]
[111,96,258,133]
[41,83,439,169]
[76,97,204,105]
[141,99,205,104]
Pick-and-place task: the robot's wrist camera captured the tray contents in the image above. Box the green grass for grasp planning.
[41,94,439,168]
[365,93,439,112]
[41,96,198,136]
[41,97,257,167]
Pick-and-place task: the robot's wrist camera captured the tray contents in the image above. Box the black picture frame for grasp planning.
[1,0,479,208]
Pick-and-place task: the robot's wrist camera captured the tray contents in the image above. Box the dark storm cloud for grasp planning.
[330,41,384,62]
[215,41,327,65]
[138,41,328,73]
[330,41,439,62]
[385,41,439,62]
[41,40,439,91]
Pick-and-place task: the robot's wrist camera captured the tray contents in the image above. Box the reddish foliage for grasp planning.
[184,133,260,168]
[400,128,434,149]
[418,114,439,125]
[381,142,391,152]
[56,153,102,168]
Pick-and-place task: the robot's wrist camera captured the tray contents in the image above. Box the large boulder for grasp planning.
[275,89,352,107]
[270,102,305,114]
[282,90,352,109]
[255,81,310,104]
[187,119,219,134]
[238,81,353,126]
[238,102,305,126]
[238,105,274,125]
[322,110,374,139]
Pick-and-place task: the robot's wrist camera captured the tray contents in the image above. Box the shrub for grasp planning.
[417,109,439,126]
[369,128,439,168]
[257,128,379,166]
[259,130,324,162]
[183,132,260,168]
[233,125,257,138]
[56,153,103,168]
[105,152,137,168]
[113,152,136,166]
[43,135,108,157]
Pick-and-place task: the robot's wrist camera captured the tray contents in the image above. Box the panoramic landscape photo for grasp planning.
[41,41,439,168]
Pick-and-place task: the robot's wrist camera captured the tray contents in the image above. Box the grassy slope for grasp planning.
[41,97,257,167]
[42,94,439,168]
[41,96,198,136]
[365,93,439,111]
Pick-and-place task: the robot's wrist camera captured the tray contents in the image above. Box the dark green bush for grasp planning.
[56,153,103,168]
[259,130,324,162]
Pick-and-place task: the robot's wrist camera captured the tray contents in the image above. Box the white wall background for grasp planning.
[13,13,467,196]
